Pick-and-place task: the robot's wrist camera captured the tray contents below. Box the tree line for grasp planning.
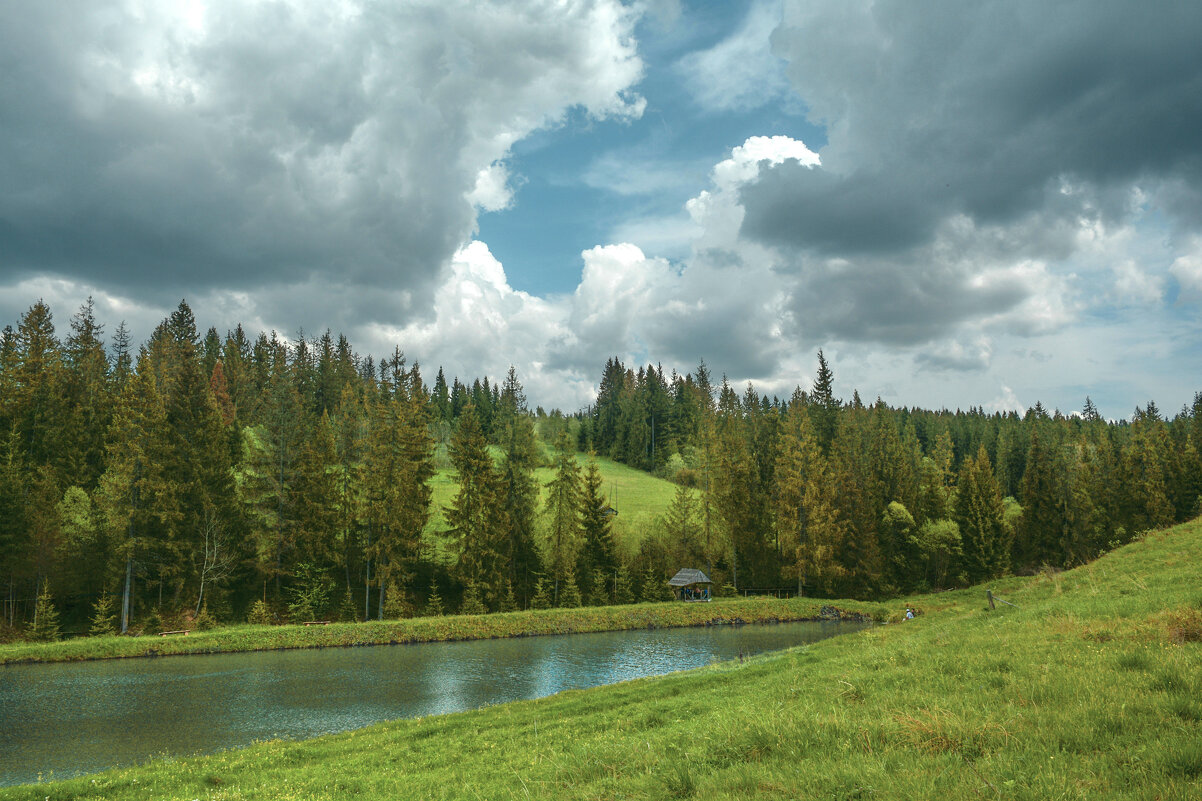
[1,299,1199,640]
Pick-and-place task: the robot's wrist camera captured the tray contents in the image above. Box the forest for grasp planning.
[2,298,1199,640]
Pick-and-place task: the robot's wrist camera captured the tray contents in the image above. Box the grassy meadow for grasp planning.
[5,518,1200,799]
[424,452,684,561]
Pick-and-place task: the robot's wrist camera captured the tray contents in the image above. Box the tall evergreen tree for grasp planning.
[956,444,1010,582]
[445,404,506,610]
[495,367,541,606]
[577,458,617,598]
[544,430,581,604]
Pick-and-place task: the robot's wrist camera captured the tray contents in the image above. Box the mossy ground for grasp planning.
[4,519,1200,800]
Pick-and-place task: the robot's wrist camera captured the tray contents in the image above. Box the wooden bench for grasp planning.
[302,620,332,626]
[159,629,189,636]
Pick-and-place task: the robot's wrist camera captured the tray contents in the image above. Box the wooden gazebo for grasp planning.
[668,568,712,602]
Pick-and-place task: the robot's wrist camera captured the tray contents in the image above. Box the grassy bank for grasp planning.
[6,518,1201,799]
[0,596,878,666]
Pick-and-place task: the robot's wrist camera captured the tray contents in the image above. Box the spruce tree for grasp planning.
[446,404,505,610]
[530,576,552,610]
[613,564,635,605]
[89,591,117,636]
[495,367,541,607]
[558,564,583,608]
[577,458,616,589]
[425,578,445,617]
[30,586,62,643]
[544,431,581,604]
[956,444,1010,582]
[460,582,487,615]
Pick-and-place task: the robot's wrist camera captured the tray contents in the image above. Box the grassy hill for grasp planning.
[424,453,684,561]
[6,518,1200,799]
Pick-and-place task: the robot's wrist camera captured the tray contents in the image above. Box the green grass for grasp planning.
[6,518,1201,799]
[0,596,876,666]
[424,453,686,561]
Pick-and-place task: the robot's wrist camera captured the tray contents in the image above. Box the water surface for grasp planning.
[0,620,864,786]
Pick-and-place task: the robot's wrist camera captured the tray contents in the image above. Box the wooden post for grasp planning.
[986,590,996,610]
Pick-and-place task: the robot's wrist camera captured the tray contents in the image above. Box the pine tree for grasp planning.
[544,430,581,604]
[613,563,635,605]
[530,576,552,610]
[61,297,111,489]
[500,580,519,612]
[1015,426,1061,570]
[640,564,666,603]
[28,582,61,642]
[577,458,617,589]
[460,582,487,615]
[94,364,179,634]
[495,367,541,607]
[445,404,505,610]
[558,563,583,608]
[89,591,118,636]
[425,578,445,616]
[809,349,840,452]
[364,365,434,618]
[956,444,1010,582]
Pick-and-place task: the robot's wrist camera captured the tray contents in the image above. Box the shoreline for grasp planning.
[0,596,884,666]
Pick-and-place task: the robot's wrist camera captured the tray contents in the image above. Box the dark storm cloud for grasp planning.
[742,0,1202,256]
[0,1,643,329]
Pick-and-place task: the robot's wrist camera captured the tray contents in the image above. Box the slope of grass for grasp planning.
[424,453,685,560]
[6,519,1200,799]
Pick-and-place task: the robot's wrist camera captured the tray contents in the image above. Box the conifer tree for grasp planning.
[425,578,445,616]
[639,564,666,603]
[89,591,117,636]
[95,363,179,633]
[446,404,505,610]
[460,582,487,615]
[530,576,552,610]
[12,300,65,468]
[61,298,111,489]
[365,366,435,618]
[495,367,541,606]
[809,349,840,452]
[956,444,1010,582]
[577,458,617,589]
[28,582,60,642]
[1015,426,1061,570]
[558,563,583,608]
[613,563,635,605]
[544,430,581,604]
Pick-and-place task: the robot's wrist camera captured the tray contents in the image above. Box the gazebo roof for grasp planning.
[668,568,712,587]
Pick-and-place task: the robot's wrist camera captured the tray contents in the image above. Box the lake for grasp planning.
[0,619,865,786]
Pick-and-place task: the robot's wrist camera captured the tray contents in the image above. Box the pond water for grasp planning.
[0,620,865,786]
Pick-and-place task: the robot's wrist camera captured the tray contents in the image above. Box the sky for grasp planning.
[1,0,1200,419]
